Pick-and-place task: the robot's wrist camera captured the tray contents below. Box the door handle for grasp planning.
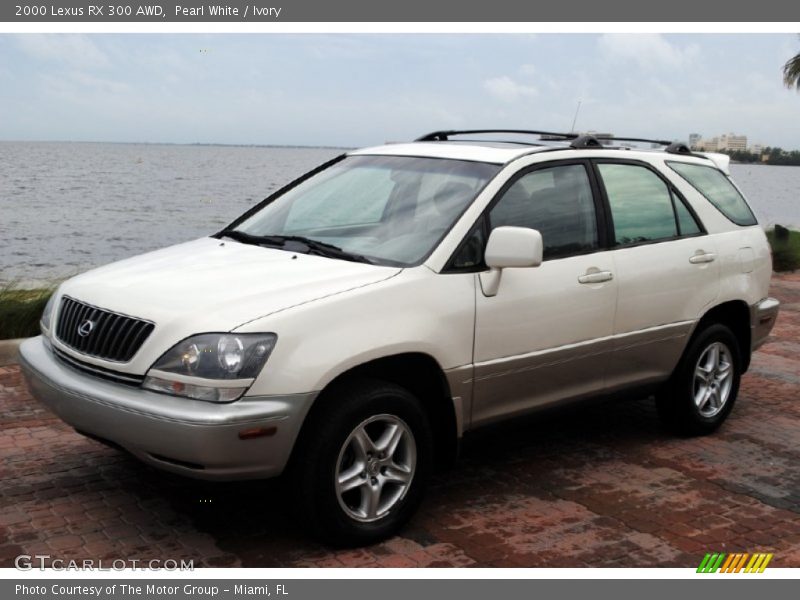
[689,251,716,264]
[578,270,614,284]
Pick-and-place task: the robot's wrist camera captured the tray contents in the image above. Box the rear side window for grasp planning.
[598,163,678,245]
[667,162,757,226]
[674,198,702,236]
[598,163,703,246]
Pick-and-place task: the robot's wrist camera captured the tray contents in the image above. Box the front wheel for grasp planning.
[289,380,433,546]
[656,323,742,436]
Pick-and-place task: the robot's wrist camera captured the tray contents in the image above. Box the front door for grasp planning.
[471,161,618,426]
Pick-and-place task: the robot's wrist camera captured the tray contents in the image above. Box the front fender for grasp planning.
[236,267,476,397]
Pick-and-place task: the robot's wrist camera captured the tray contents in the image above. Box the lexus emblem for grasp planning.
[77,320,95,337]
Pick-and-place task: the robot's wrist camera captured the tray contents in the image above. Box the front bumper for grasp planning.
[751,297,780,351]
[19,336,316,481]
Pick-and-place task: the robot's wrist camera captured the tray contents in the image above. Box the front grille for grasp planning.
[53,347,145,386]
[55,296,154,362]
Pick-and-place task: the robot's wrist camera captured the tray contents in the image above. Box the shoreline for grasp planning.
[0,139,355,150]
[731,161,800,168]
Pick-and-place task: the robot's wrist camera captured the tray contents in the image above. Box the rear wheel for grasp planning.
[289,379,433,546]
[656,323,742,435]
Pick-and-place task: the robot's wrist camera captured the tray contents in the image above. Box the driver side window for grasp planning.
[489,164,599,260]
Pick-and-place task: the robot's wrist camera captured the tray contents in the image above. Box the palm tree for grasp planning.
[784,37,800,90]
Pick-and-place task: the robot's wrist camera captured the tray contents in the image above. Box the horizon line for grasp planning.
[0,139,355,150]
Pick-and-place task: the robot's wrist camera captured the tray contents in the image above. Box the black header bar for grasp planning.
[2,0,799,22]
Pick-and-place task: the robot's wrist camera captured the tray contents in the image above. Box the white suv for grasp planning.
[20,129,779,545]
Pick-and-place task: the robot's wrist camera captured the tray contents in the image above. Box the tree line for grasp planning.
[719,39,800,167]
[717,148,800,167]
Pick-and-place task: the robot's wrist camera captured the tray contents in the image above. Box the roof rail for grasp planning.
[416,129,578,142]
[415,129,694,152]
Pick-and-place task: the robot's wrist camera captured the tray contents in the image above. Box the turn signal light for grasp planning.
[238,426,277,440]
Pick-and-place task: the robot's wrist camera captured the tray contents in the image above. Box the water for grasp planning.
[1,142,798,286]
[0,142,340,285]
[729,163,800,229]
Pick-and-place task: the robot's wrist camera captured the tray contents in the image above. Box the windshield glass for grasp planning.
[231,155,500,266]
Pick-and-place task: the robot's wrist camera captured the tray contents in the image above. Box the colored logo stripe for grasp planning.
[697,552,773,573]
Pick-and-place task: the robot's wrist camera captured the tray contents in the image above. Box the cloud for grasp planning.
[14,34,110,69]
[597,34,699,69]
[1,34,796,149]
[483,75,538,102]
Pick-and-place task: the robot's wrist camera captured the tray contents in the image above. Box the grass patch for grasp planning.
[766,226,800,272]
[0,283,54,340]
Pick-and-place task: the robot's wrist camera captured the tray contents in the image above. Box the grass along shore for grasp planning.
[0,285,54,341]
[1,228,799,341]
[766,226,800,273]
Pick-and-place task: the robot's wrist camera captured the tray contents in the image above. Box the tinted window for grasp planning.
[674,196,702,236]
[598,163,677,245]
[489,164,598,259]
[451,221,486,269]
[667,161,757,226]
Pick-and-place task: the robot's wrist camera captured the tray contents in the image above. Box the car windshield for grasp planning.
[229,155,500,266]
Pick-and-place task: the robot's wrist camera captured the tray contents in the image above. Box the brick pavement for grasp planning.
[1,274,799,568]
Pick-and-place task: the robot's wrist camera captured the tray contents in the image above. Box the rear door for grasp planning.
[593,160,720,391]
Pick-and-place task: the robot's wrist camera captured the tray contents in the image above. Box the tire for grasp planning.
[288,379,433,546]
[656,323,742,436]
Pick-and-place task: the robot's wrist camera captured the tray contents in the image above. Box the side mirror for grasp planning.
[485,226,543,269]
[481,226,543,297]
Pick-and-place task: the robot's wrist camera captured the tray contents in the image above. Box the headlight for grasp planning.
[40,293,57,336]
[142,333,277,403]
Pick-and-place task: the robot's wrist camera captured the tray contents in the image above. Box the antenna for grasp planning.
[570,100,582,133]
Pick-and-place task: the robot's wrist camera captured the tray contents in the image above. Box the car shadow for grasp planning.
[109,393,670,562]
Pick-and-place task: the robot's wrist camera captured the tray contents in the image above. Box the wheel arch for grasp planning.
[290,352,460,472]
[694,300,752,371]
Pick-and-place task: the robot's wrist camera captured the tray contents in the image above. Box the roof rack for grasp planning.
[416,129,579,142]
[570,135,604,149]
[416,129,693,154]
[665,142,692,155]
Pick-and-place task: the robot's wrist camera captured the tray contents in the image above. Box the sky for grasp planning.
[0,33,798,148]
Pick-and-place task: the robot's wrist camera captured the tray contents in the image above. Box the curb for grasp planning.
[0,338,26,367]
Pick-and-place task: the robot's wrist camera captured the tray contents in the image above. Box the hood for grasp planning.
[56,237,401,368]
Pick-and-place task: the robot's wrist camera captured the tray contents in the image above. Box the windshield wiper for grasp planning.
[220,230,374,264]
[220,230,280,246]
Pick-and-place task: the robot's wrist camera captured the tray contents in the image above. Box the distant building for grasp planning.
[718,133,747,152]
[748,143,764,155]
[689,133,702,149]
[695,133,748,153]
[696,137,719,152]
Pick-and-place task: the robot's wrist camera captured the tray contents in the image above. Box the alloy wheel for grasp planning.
[693,341,734,418]
[335,414,417,523]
